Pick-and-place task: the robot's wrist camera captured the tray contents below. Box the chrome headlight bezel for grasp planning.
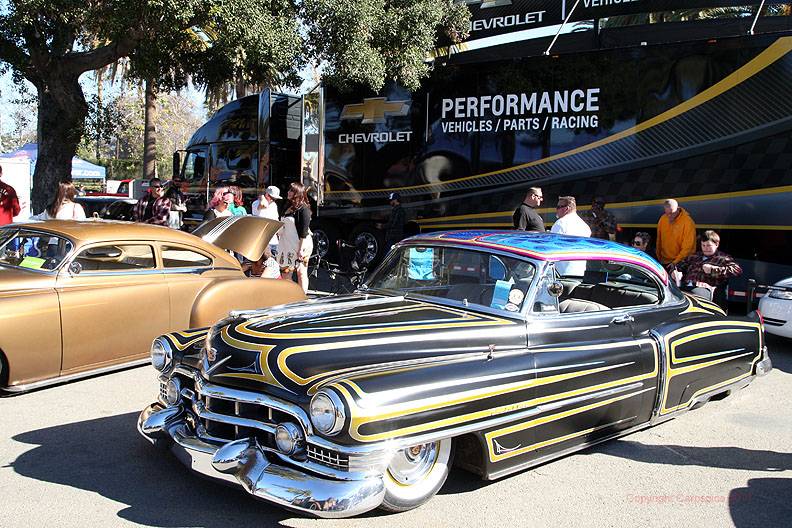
[151,337,172,372]
[309,390,346,436]
[275,422,305,455]
[164,377,182,406]
[768,289,792,300]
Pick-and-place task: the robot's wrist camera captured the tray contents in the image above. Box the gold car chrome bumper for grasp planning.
[137,403,385,518]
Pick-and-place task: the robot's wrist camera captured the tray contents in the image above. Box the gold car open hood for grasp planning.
[192,216,282,261]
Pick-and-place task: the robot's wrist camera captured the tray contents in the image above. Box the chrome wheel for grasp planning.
[380,437,453,513]
[313,229,330,259]
[353,231,379,265]
[387,442,439,485]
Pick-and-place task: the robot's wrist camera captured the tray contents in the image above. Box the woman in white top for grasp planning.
[38,182,87,220]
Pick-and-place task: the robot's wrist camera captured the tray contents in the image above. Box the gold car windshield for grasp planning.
[0,228,74,271]
[366,245,536,314]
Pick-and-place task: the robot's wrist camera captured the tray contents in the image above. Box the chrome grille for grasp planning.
[307,444,349,470]
[158,382,168,403]
[196,392,279,443]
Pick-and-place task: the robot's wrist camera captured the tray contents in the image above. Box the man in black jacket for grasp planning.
[512,187,545,232]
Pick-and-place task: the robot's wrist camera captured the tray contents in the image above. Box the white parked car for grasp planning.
[758,277,792,338]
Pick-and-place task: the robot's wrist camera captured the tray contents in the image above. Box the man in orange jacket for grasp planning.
[656,198,696,269]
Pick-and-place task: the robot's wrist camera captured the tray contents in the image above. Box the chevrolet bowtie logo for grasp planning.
[340,97,410,124]
[458,0,512,8]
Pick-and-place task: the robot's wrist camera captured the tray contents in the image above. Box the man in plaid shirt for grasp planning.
[134,177,172,226]
[672,230,742,301]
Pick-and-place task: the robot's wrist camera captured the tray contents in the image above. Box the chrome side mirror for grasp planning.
[68,261,82,275]
[547,281,564,298]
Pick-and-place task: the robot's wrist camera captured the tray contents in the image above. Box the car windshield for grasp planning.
[0,228,74,271]
[366,245,536,314]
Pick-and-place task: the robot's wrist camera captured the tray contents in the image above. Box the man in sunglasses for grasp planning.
[133,177,172,226]
[512,187,546,232]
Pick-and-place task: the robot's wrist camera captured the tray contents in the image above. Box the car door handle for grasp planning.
[611,314,634,325]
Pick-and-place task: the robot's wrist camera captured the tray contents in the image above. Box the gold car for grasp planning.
[0,217,305,392]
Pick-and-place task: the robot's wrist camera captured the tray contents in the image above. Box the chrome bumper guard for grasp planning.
[138,403,385,518]
[756,346,772,376]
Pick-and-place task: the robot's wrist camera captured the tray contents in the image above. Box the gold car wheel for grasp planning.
[380,438,453,513]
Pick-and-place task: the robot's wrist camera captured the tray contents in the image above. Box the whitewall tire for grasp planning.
[379,438,454,513]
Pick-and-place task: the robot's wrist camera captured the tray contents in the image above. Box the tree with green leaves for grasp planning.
[0,0,468,212]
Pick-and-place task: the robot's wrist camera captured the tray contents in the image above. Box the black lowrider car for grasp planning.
[138,231,771,518]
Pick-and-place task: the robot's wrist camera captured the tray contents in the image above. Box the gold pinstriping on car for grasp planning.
[213,325,283,388]
[268,304,439,330]
[331,340,659,442]
[659,321,762,415]
[164,329,209,352]
[225,307,518,387]
[485,389,652,463]
[679,295,724,316]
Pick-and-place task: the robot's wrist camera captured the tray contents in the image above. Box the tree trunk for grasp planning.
[96,69,104,160]
[31,75,89,214]
[143,79,158,180]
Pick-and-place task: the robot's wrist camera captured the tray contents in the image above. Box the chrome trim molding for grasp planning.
[4,358,150,393]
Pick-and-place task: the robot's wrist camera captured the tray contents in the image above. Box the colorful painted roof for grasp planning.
[406,230,668,283]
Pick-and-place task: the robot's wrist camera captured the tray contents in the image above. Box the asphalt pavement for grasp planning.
[1,336,790,528]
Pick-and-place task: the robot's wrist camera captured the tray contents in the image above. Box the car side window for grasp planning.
[161,246,212,268]
[74,244,155,272]
[551,259,662,314]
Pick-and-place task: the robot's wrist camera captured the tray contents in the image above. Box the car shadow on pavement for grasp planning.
[729,478,792,528]
[594,440,792,472]
[766,335,792,374]
[9,412,296,527]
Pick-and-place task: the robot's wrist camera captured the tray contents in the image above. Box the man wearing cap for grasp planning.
[134,177,171,226]
[384,192,406,248]
[253,185,282,256]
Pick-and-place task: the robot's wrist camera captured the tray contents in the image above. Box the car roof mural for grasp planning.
[405,231,668,284]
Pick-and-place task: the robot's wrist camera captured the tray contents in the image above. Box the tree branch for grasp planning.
[0,34,36,79]
[64,32,142,75]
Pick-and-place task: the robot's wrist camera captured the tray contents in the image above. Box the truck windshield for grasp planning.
[366,245,536,314]
[183,149,208,183]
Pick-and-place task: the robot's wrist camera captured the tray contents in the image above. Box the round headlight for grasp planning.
[309,390,346,436]
[151,337,172,372]
[165,378,182,406]
[275,422,305,455]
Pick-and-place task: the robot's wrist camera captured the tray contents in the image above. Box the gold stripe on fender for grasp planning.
[485,389,651,463]
[166,330,208,352]
[659,321,761,415]
[679,296,718,316]
[334,341,658,442]
[273,318,520,387]
[214,326,283,388]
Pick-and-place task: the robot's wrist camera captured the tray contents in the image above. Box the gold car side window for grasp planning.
[75,244,155,272]
[161,246,212,268]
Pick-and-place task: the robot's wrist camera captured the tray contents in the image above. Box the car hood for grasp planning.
[773,276,792,289]
[201,294,525,399]
[0,265,56,293]
[192,215,282,261]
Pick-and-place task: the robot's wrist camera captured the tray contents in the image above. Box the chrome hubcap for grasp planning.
[387,442,439,485]
[313,230,330,258]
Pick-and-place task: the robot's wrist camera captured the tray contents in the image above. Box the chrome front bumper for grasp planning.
[138,403,385,518]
